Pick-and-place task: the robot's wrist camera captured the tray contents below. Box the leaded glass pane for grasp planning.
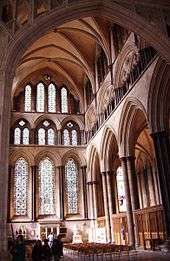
[63,129,70,145]
[14,158,28,215]
[72,129,77,145]
[19,120,25,126]
[39,158,55,215]
[43,120,50,127]
[37,83,45,112]
[48,128,55,145]
[14,128,21,144]
[116,167,126,212]
[23,128,29,145]
[48,83,56,112]
[61,87,68,113]
[24,85,31,112]
[38,128,45,145]
[65,159,78,214]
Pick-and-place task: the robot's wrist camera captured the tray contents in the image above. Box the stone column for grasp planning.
[58,166,64,220]
[81,166,88,219]
[106,171,114,242]
[92,181,98,220]
[101,172,111,242]
[31,165,37,221]
[87,182,94,219]
[151,131,170,238]
[120,157,135,247]
[0,70,14,258]
[126,156,139,246]
[57,129,62,145]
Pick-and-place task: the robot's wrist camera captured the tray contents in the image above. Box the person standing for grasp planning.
[48,232,54,248]
[51,235,63,261]
[41,239,52,261]
[10,235,26,261]
[32,240,43,261]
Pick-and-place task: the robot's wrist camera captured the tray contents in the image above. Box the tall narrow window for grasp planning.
[116,166,126,212]
[37,83,45,112]
[38,128,45,145]
[72,130,77,145]
[14,158,28,215]
[61,87,68,113]
[39,158,55,215]
[23,128,29,145]
[63,129,70,145]
[14,127,21,144]
[24,85,32,112]
[48,83,56,112]
[47,128,55,145]
[65,159,78,214]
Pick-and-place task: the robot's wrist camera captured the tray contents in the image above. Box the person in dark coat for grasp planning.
[51,235,63,261]
[32,240,43,261]
[10,235,26,261]
[41,239,52,261]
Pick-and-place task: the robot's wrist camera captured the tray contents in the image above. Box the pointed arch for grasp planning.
[118,97,147,157]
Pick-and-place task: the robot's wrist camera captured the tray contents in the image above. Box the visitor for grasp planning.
[10,234,26,261]
[42,239,52,261]
[48,232,54,248]
[32,239,43,261]
[51,235,63,261]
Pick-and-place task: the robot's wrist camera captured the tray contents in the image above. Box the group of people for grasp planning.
[10,233,63,261]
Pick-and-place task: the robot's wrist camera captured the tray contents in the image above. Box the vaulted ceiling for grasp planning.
[13,17,111,101]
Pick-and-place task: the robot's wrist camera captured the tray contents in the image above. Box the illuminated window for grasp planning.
[39,158,55,215]
[72,130,77,145]
[65,159,78,214]
[14,158,28,215]
[38,128,45,145]
[61,87,68,113]
[37,83,45,112]
[48,83,56,112]
[23,128,29,145]
[62,121,79,145]
[48,128,55,145]
[24,85,32,112]
[116,166,126,212]
[63,129,70,145]
[14,127,21,144]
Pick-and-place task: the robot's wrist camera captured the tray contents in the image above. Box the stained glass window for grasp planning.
[38,128,45,145]
[63,129,70,145]
[14,158,28,215]
[23,128,29,145]
[65,159,78,214]
[24,85,32,112]
[37,83,45,112]
[116,167,126,212]
[14,127,21,144]
[61,87,68,113]
[39,158,55,215]
[48,83,56,112]
[72,130,77,145]
[48,128,55,145]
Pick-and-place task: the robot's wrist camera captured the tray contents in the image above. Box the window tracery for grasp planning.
[65,159,78,214]
[62,121,79,145]
[37,120,55,145]
[39,158,55,215]
[14,120,30,145]
[14,158,28,215]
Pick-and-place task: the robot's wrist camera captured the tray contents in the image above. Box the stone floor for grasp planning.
[6,250,170,260]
